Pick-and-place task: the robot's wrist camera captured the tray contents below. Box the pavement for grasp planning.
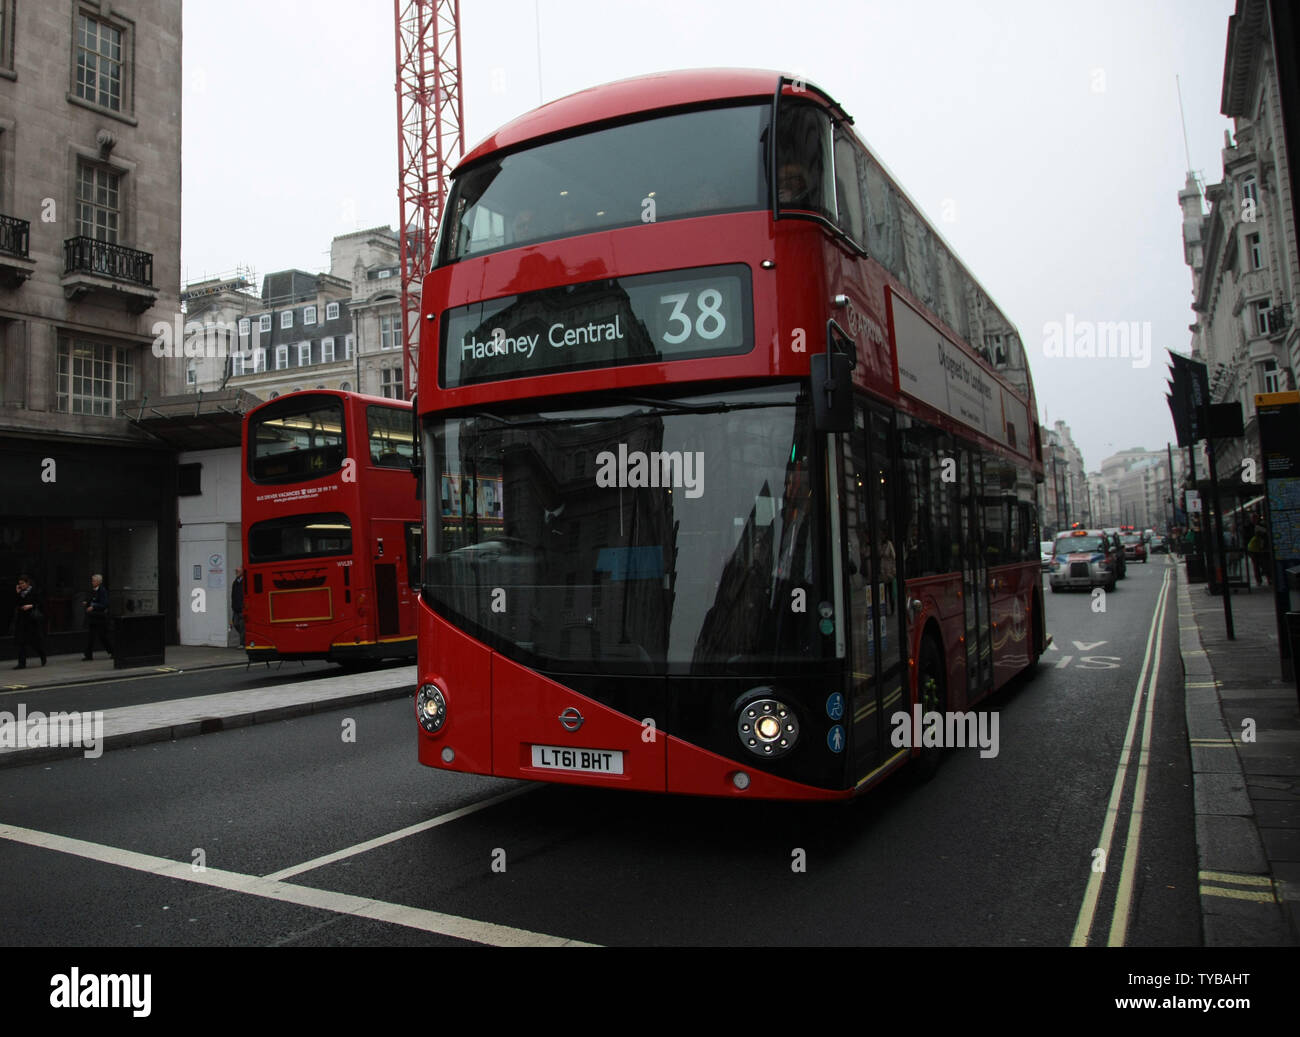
[2,564,1298,946]
[1178,554,1300,945]
[0,645,414,767]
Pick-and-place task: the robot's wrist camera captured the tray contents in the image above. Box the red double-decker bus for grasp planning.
[241,390,419,666]
[414,70,1045,800]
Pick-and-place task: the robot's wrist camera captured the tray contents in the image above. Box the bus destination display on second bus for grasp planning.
[439,264,752,388]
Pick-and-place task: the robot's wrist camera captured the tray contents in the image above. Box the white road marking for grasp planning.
[1072,640,1106,651]
[1070,568,1171,947]
[265,785,534,881]
[0,820,594,947]
[1056,655,1073,668]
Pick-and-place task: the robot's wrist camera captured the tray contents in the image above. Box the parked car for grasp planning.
[1040,540,1055,571]
[1150,535,1169,554]
[1049,529,1117,592]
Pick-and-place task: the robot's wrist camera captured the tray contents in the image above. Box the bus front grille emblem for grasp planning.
[558,707,584,732]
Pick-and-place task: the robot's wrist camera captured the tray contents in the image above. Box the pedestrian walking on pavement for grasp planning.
[83,573,114,660]
[231,568,246,642]
[1247,523,1270,587]
[12,573,47,669]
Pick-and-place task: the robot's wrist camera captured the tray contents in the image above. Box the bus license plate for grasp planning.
[530,744,624,775]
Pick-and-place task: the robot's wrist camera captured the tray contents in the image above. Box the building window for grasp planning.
[340,381,352,391]
[1247,232,1263,270]
[304,305,317,325]
[75,162,120,242]
[322,337,335,362]
[253,347,266,373]
[178,463,202,497]
[345,334,354,360]
[326,302,340,320]
[229,352,245,378]
[380,314,398,350]
[1254,298,1276,336]
[259,314,271,332]
[186,360,197,386]
[281,310,293,329]
[0,0,14,75]
[238,318,250,337]
[1241,175,1258,208]
[56,339,134,416]
[275,345,289,370]
[1263,359,1281,394]
[297,342,311,366]
[380,365,403,399]
[74,13,123,112]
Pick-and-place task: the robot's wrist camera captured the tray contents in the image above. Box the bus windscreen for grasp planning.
[438,104,769,264]
[249,396,346,483]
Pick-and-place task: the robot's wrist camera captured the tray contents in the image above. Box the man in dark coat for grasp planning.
[84,573,114,660]
[13,574,46,669]
[231,568,246,642]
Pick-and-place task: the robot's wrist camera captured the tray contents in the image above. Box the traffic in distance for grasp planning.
[412,69,1046,800]
[1047,525,1161,593]
[240,390,419,666]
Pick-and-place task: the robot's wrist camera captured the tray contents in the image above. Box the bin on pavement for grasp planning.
[1288,566,1300,612]
[113,613,166,669]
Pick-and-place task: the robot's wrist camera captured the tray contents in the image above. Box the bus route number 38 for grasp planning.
[659,288,727,344]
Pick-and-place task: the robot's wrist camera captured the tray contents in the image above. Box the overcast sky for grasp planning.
[182,0,1237,470]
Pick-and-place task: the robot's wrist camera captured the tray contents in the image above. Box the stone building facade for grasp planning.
[1183,0,1299,483]
[0,0,183,654]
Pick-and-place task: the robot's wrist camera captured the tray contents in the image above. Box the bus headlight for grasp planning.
[737,694,799,759]
[416,683,448,734]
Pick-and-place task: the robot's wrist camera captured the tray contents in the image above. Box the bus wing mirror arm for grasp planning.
[410,392,424,501]
[812,320,854,433]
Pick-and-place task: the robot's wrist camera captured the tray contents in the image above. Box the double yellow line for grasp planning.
[1070,567,1172,946]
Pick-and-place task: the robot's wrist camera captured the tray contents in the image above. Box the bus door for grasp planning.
[960,448,993,699]
[372,520,402,639]
[844,403,904,778]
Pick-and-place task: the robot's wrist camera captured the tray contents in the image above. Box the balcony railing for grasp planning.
[0,214,30,259]
[1267,303,1293,339]
[63,236,153,287]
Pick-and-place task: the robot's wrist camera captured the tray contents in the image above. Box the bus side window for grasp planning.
[833,126,865,246]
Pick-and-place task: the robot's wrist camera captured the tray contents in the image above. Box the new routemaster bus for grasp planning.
[242,390,419,666]
[414,69,1045,800]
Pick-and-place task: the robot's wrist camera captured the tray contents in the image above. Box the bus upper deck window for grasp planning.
[776,101,835,219]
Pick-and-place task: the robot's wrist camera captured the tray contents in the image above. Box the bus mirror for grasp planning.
[812,353,853,433]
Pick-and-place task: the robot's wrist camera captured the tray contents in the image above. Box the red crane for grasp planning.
[395,0,464,399]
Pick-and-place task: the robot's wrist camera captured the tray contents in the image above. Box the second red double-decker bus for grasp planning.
[414,69,1045,800]
[242,390,419,666]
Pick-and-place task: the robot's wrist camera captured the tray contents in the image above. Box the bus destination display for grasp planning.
[440,264,752,388]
